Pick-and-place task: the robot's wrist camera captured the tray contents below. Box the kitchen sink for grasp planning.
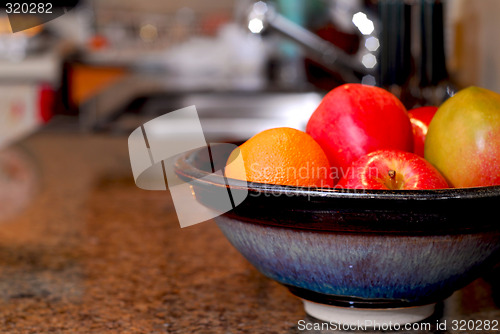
[79,74,324,142]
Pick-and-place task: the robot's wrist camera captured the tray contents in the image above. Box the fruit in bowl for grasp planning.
[335,150,448,190]
[306,84,414,183]
[425,86,500,188]
[224,127,333,188]
[174,84,500,325]
[408,106,438,157]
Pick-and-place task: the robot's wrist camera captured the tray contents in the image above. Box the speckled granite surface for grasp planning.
[0,129,498,333]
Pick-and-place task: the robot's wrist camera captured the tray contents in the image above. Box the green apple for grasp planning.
[425,86,500,187]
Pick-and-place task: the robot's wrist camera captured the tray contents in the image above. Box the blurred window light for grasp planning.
[352,12,374,35]
[140,24,158,43]
[365,37,380,52]
[248,18,264,34]
[253,1,268,15]
[362,53,377,68]
[361,74,376,86]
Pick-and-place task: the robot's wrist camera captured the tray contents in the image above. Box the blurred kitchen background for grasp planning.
[1,0,500,140]
[1,1,500,330]
[1,0,500,143]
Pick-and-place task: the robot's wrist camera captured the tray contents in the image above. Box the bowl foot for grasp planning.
[302,299,436,326]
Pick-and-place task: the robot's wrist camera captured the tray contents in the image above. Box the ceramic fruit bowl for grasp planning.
[174,144,500,325]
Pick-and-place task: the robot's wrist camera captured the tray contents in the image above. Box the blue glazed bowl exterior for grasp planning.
[216,215,500,306]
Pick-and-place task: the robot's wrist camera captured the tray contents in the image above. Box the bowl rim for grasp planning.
[175,147,500,201]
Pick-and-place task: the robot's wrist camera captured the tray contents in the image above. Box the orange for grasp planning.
[225,127,333,187]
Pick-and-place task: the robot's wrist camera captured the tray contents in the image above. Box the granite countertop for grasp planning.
[0,128,499,333]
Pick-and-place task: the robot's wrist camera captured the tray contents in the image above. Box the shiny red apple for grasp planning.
[306,84,414,183]
[408,106,438,157]
[335,149,449,190]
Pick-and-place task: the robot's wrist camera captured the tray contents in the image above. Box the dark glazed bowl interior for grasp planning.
[175,144,500,235]
[175,144,500,308]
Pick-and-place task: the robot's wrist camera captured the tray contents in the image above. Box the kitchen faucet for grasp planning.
[244,0,455,107]
[244,0,378,84]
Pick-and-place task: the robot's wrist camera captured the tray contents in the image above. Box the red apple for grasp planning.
[408,106,438,157]
[306,84,414,183]
[335,150,449,190]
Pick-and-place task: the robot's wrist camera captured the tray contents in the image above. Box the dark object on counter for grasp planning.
[378,0,412,87]
[420,0,449,87]
[378,0,455,106]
